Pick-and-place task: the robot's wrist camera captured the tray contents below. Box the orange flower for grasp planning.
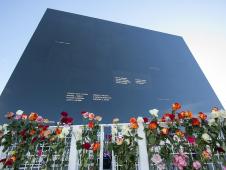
[88,121,95,128]
[161,128,169,135]
[11,155,16,162]
[172,102,181,111]
[192,118,200,126]
[29,129,36,136]
[55,127,62,135]
[202,150,211,159]
[130,123,138,129]
[93,142,100,152]
[184,111,193,118]
[130,117,137,124]
[149,121,158,130]
[176,130,184,138]
[198,112,207,120]
[28,112,38,121]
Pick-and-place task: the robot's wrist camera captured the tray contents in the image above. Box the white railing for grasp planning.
[0,124,225,170]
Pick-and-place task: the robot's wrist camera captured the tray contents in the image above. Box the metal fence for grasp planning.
[0,124,225,170]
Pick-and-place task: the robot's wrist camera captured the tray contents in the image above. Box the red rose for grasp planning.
[81,111,87,115]
[82,143,91,150]
[61,117,73,125]
[19,130,26,137]
[198,112,207,120]
[143,117,148,123]
[192,118,200,126]
[66,117,73,125]
[162,113,175,122]
[216,147,225,153]
[88,121,95,128]
[61,111,68,117]
[5,159,13,166]
[31,137,38,144]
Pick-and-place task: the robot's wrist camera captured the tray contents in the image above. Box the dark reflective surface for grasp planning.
[0,9,223,123]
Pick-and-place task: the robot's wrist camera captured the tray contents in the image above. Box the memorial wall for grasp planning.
[0,9,223,123]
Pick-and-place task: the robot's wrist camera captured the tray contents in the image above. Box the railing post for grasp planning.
[137,123,149,170]
[99,125,104,170]
[68,125,78,170]
[111,124,116,170]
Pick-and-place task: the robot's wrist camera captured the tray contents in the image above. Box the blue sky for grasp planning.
[0,0,226,107]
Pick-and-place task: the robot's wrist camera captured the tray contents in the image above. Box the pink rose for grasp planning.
[193,161,201,170]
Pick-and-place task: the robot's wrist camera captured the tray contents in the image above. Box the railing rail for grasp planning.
[0,123,225,170]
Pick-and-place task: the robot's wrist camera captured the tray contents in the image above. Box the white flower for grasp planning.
[1,138,6,143]
[121,125,130,135]
[159,140,165,145]
[112,118,120,124]
[3,124,8,130]
[208,119,216,126]
[206,145,212,154]
[219,109,226,118]
[211,110,220,118]
[125,138,130,145]
[16,110,24,115]
[137,117,144,123]
[149,109,159,117]
[202,133,211,142]
[173,135,181,142]
[159,122,169,128]
[151,153,162,164]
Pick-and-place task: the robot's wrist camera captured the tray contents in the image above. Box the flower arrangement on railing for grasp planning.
[144,103,226,170]
[75,112,102,170]
[108,117,142,170]
[0,110,73,169]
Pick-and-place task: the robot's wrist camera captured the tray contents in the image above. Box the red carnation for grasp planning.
[143,117,148,123]
[61,111,68,117]
[82,143,91,150]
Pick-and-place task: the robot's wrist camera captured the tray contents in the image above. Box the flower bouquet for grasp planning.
[144,103,226,170]
[108,117,142,170]
[75,112,102,170]
[0,110,73,169]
